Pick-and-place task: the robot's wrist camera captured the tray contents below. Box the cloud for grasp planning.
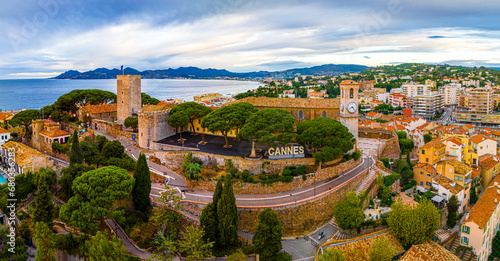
[1,0,500,78]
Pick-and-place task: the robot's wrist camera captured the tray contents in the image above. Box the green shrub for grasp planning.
[280,176,293,182]
[402,180,417,191]
[241,170,250,180]
[192,157,203,166]
[383,173,401,187]
[260,174,268,181]
[380,158,391,169]
[230,168,238,177]
[282,169,292,176]
[343,153,351,161]
[302,174,307,181]
[298,166,307,175]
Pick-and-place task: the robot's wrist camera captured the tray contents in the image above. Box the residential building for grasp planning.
[279,90,296,98]
[469,88,494,114]
[432,175,466,213]
[419,139,446,165]
[77,103,117,122]
[413,92,444,120]
[435,159,472,205]
[460,175,500,261]
[388,93,412,108]
[193,93,221,103]
[414,163,438,191]
[0,128,10,145]
[360,80,374,91]
[478,154,500,190]
[400,241,460,261]
[458,94,469,109]
[401,82,431,98]
[454,111,500,125]
[0,112,25,136]
[0,141,52,175]
[444,84,461,106]
[443,137,464,162]
[470,134,497,157]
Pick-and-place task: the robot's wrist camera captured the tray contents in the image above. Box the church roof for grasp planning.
[227,97,339,109]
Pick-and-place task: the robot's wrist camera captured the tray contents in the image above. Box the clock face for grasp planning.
[347,101,357,114]
[340,102,344,112]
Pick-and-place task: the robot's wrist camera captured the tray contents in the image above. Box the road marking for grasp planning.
[150,168,176,180]
[131,154,137,160]
[184,158,370,201]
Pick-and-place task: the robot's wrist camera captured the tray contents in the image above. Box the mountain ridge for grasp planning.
[52,64,369,80]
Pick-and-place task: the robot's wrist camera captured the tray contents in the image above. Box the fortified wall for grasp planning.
[92,119,138,145]
[358,127,400,159]
[138,108,175,149]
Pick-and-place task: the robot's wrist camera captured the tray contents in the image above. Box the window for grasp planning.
[426,158,429,163]
[461,236,469,245]
[422,150,425,154]
[420,171,423,175]
[322,111,327,117]
[420,181,423,186]
[298,110,304,120]
[196,127,199,131]
[427,174,431,177]
[449,169,453,173]
[350,88,354,98]
[454,176,464,182]
[480,146,483,150]
[426,181,431,186]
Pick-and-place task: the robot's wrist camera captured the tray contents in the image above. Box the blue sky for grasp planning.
[1,0,500,79]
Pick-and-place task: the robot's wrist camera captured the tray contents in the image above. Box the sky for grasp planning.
[1,0,500,79]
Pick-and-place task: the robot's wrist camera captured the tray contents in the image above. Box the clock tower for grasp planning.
[339,80,359,143]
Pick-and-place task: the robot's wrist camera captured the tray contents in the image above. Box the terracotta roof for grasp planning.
[464,124,474,129]
[1,141,48,167]
[445,137,462,146]
[463,175,500,228]
[371,100,383,103]
[141,104,175,112]
[414,163,437,174]
[387,126,395,131]
[0,128,9,134]
[416,122,430,130]
[0,113,12,121]
[39,129,71,138]
[394,192,419,207]
[440,159,472,175]
[395,124,406,130]
[340,80,359,85]
[227,97,339,109]
[492,130,500,136]
[478,154,500,171]
[470,134,496,144]
[44,119,58,125]
[366,112,378,117]
[157,102,168,106]
[390,93,407,98]
[433,175,464,195]
[83,103,117,114]
[400,241,460,261]
[421,138,446,149]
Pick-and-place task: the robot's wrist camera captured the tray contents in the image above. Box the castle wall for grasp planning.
[138,109,175,149]
[117,75,141,123]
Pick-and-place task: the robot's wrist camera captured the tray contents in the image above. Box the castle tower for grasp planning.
[339,80,359,143]
[31,119,45,150]
[117,75,142,123]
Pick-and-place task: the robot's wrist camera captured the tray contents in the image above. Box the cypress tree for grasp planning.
[253,208,283,260]
[200,203,218,252]
[217,175,238,249]
[213,179,223,210]
[406,151,412,167]
[132,154,151,212]
[69,130,83,165]
[33,175,54,225]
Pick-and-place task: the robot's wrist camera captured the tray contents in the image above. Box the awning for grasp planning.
[431,195,446,203]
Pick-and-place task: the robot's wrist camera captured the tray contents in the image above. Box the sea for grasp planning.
[0,79,262,110]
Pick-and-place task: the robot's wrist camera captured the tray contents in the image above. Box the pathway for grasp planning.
[106,219,152,260]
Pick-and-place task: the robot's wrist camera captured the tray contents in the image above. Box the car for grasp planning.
[318,231,325,240]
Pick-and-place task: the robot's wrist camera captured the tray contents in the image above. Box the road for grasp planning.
[438,107,454,125]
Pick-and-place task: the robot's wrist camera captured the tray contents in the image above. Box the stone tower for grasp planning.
[117,75,142,123]
[339,80,359,142]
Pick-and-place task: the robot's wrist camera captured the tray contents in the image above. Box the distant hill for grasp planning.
[52,64,369,80]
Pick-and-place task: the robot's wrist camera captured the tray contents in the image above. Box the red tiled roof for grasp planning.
[471,134,496,144]
[157,102,168,106]
[371,100,383,103]
[0,113,12,121]
[366,112,378,117]
[464,175,500,228]
[84,103,117,114]
[0,128,9,134]
[40,129,71,138]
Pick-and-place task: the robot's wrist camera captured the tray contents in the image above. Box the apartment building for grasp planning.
[460,175,500,261]
[470,134,497,157]
[469,88,494,114]
[388,93,412,108]
[0,128,10,145]
[478,154,500,190]
[413,92,444,120]
[0,141,52,175]
[444,84,461,106]
[401,82,431,98]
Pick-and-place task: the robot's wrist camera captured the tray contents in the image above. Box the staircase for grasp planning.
[356,168,378,195]
[331,230,353,241]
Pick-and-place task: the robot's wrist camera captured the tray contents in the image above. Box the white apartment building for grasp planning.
[469,88,494,114]
[444,83,462,106]
[401,82,432,98]
[413,92,444,120]
[0,128,10,146]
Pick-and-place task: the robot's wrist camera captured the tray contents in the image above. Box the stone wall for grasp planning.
[185,158,361,194]
[138,109,175,149]
[91,119,138,145]
[149,142,198,151]
[380,136,400,159]
[144,150,317,174]
[182,168,369,236]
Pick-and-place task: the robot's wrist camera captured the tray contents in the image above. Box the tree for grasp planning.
[200,203,218,252]
[368,237,396,261]
[424,133,432,143]
[332,200,364,230]
[124,117,139,132]
[178,226,214,261]
[170,102,212,134]
[399,139,414,154]
[33,222,56,261]
[401,168,413,184]
[470,185,478,205]
[80,140,99,165]
[490,230,500,259]
[346,191,365,208]
[167,110,190,140]
[59,166,134,233]
[217,175,238,249]
[201,102,258,147]
[313,146,343,168]
[396,131,407,140]
[253,208,283,260]
[446,195,459,228]
[185,163,201,179]
[227,250,248,261]
[85,231,127,261]
[32,174,54,225]
[149,232,177,261]
[69,130,83,165]
[387,198,440,246]
[406,151,412,166]
[319,249,346,261]
[151,185,182,237]
[55,89,117,114]
[58,164,95,201]
[9,109,38,137]
[101,140,125,159]
[141,92,160,105]
[132,154,151,212]
[238,108,295,150]
[296,117,355,152]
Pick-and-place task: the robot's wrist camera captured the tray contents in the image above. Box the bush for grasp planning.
[241,170,250,180]
[298,166,307,175]
[282,169,292,176]
[182,152,192,173]
[402,180,416,191]
[192,157,203,166]
[302,174,307,181]
[230,168,238,177]
[280,176,293,183]
[343,153,351,161]
[260,174,268,181]
[244,176,254,183]
[383,173,401,187]
[352,149,362,160]
[52,142,69,154]
[380,158,391,169]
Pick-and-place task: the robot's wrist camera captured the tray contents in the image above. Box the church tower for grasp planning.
[339,80,359,142]
[117,75,142,123]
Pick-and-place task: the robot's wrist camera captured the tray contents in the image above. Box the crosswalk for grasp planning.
[328,218,353,241]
